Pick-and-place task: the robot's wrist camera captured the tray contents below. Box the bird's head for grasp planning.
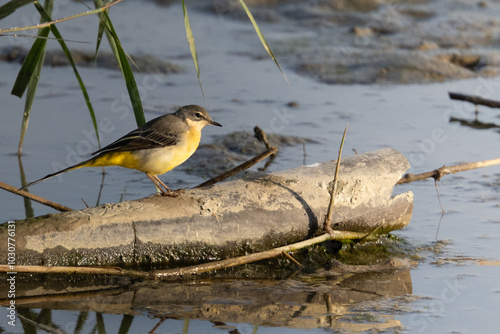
[178,105,222,130]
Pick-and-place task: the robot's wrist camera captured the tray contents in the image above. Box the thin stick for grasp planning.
[0,181,73,212]
[17,315,64,334]
[397,157,500,184]
[153,230,367,279]
[149,317,167,334]
[0,264,149,277]
[323,124,348,232]
[254,126,277,171]
[0,0,124,35]
[449,92,500,109]
[282,251,302,266]
[254,126,272,150]
[194,146,278,189]
[0,284,125,307]
[434,179,445,214]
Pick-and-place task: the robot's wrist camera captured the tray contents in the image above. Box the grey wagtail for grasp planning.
[21,105,222,196]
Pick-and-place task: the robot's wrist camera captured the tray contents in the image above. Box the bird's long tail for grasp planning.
[20,160,90,190]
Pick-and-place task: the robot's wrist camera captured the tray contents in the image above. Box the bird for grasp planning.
[21,105,222,196]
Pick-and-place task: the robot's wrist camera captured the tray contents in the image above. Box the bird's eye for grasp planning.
[195,112,203,118]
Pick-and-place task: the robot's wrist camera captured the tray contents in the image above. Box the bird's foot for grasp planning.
[150,191,178,197]
[158,188,186,197]
[161,188,186,197]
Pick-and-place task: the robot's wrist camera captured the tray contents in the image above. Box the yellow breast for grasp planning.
[150,127,201,174]
[184,123,202,157]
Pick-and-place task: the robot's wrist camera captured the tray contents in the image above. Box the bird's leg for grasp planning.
[153,175,172,193]
[146,173,167,195]
[146,173,171,196]
[153,175,186,197]
[146,173,181,197]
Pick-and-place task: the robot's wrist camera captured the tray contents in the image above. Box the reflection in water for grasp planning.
[0,263,413,333]
[449,116,500,132]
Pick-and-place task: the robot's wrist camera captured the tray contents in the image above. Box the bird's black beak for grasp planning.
[211,120,222,127]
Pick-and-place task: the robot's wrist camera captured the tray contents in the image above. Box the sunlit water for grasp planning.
[1,1,500,333]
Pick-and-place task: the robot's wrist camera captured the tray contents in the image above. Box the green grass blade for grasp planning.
[237,0,289,86]
[0,0,36,20]
[18,156,34,218]
[17,36,47,154]
[16,1,54,155]
[101,10,145,126]
[94,19,106,64]
[10,29,49,98]
[93,0,120,68]
[96,312,106,334]
[118,315,134,334]
[74,311,89,334]
[182,0,205,100]
[34,2,101,148]
[94,12,107,66]
[183,319,190,334]
[93,1,143,126]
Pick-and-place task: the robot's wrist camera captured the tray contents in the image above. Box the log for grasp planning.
[0,148,413,267]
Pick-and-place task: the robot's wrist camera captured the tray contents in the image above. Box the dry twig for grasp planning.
[254,126,277,171]
[397,157,500,184]
[323,124,348,232]
[17,315,65,334]
[153,231,369,279]
[449,92,500,109]
[282,251,302,267]
[194,146,278,189]
[254,126,272,150]
[0,0,124,35]
[0,264,148,277]
[0,284,126,307]
[0,181,73,212]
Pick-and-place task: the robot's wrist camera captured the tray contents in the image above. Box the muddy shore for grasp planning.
[4,0,499,84]
[195,0,500,84]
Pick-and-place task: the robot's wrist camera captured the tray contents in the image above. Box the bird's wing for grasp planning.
[92,128,177,155]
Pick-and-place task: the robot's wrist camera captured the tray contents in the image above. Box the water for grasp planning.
[1,1,500,333]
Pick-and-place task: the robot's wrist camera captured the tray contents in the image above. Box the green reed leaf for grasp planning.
[182,0,205,100]
[238,0,289,86]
